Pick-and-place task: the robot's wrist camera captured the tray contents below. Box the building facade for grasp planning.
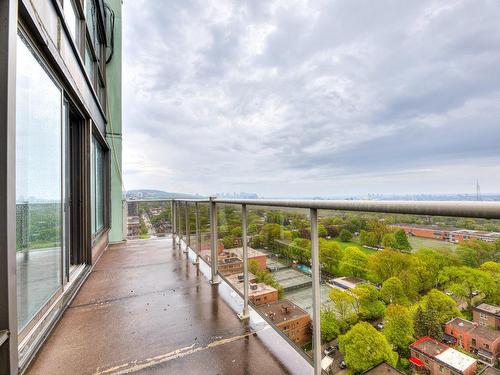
[473,303,500,331]
[409,336,477,375]
[0,0,123,373]
[259,299,312,346]
[444,317,500,365]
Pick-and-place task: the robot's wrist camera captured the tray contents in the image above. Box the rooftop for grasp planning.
[410,337,476,372]
[227,247,267,258]
[410,336,449,357]
[474,303,500,316]
[446,317,476,331]
[435,347,476,372]
[361,362,404,375]
[225,273,277,297]
[258,299,310,324]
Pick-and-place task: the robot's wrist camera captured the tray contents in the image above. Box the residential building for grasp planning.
[444,317,500,365]
[473,303,500,330]
[409,336,477,375]
[361,362,404,375]
[259,299,312,346]
[480,367,500,375]
[224,247,268,271]
[225,273,279,306]
[0,0,122,372]
[393,224,500,243]
[210,247,268,276]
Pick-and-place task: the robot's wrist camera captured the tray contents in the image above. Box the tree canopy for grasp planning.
[339,322,398,374]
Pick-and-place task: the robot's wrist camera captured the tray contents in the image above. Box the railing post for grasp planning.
[193,202,200,265]
[238,204,249,320]
[184,201,189,253]
[209,197,219,285]
[177,201,181,250]
[171,200,176,248]
[310,208,321,375]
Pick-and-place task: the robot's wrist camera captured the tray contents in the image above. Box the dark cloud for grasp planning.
[122,0,500,196]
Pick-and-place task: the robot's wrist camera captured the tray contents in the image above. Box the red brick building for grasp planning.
[409,336,476,375]
[444,317,500,365]
[226,273,278,306]
[473,303,500,330]
[393,224,500,243]
[259,299,311,346]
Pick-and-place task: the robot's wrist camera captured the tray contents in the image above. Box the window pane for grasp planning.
[91,138,105,233]
[86,0,97,48]
[85,43,94,85]
[16,33,63,331]
[64,0,79,43]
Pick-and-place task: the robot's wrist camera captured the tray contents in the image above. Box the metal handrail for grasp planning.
[128,198,500,219]
[212,199,500,219]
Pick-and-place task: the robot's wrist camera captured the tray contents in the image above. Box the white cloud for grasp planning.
[122,0,500,196]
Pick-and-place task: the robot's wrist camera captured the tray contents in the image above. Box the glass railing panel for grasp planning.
[126,200,172,239]
[243,205,314,365]
[197,202,211,264]
[316,209,500,374]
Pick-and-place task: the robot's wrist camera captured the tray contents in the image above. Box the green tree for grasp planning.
[339,229,353,242]
[329,288,357,322]
[318,224,328,238]
[480,261,500,305]
[382,233,398,249]
[417,289,461,325]
[412,302,443,340]
[414,248,459,289]
[413,306,427,338]
[352,284,386,320]
[383,304,414,354]
[380,277,408,305]
[248,260,284,298]
[456,239,499,267]
[359,230,378,247]
[340,247,368,277]
[438,266,495,310]
[394,229,412,251]
[339,322,398,374]
[321,308,341,342]
[368,249,410,283]
[319,239,341,273]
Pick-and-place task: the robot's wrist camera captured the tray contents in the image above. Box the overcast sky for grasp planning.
[122,0,500,197]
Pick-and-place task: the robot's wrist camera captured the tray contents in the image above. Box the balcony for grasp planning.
[25,237,309,375]
[19,198,500,375]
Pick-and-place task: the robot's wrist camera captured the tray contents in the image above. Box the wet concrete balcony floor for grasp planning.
[26,238,308,375]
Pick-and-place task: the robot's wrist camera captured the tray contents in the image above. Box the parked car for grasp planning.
[339,360,347,369]
[376,322,384,330]
[324,346,336,356]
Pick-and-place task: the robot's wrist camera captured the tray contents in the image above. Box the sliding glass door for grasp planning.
[15,32,63,332]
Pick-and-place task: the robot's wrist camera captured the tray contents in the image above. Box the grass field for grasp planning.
[325,239,378,255]
[408,236,457,251]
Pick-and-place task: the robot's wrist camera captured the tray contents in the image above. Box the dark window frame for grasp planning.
[90,128,110,240]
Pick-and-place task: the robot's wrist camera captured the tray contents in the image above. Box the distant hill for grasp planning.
[126,189,205,200]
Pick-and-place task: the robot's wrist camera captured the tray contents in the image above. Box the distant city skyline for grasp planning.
[123,1,500,197]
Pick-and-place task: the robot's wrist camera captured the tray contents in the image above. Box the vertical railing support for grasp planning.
[238,204,249,320]
[183,201,189,253]
[193,202,200,265]
[310,208,321,375]
[209,197,219,285]
[171,200,176,248]
[177,201,181,250]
